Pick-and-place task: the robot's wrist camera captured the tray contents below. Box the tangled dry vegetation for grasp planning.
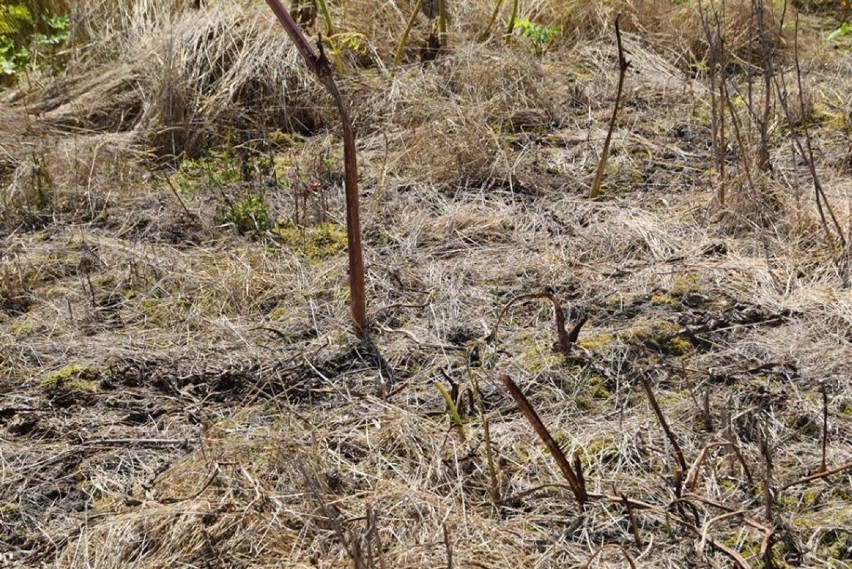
[2,0,852,567]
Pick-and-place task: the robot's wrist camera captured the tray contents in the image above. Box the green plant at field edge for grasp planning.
[222,191,270,236]
[0,4,69,83]
[173,144,276,237]
[828,21,852,41]
[512,17,560,55]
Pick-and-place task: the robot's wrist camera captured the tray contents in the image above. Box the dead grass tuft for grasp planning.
[562,0,786,74]
[1,131,145,232]
[35,2,329,158]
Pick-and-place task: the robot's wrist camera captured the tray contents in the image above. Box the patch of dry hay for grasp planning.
[562,0,786,74]
[23,0,788,162]
[35,2,328,158]
[1,131,146,231]
[3,2,852,568]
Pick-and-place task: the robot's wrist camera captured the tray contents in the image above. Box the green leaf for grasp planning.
[0,56,17,75]
[14,45,29,65]
[512,17,559,54]
[45,14,70,31]
[0,4,32,35]
[7,5,33,25]
[828,22,852,41]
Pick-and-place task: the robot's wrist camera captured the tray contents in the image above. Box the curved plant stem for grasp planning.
[392,0,424,78]
[316,0,334,36]
[506,0,518,36]
[486,289,585,355]
[580,544,637,569]
[505,0,518,36]
[264,0,367,334]
[481,0,504,39]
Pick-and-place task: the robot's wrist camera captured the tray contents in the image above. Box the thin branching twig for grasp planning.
[772,14,846,251]
[580,544,637,569]
[686,441,754,492]
[819,383,828,474]
[779,459,852,491]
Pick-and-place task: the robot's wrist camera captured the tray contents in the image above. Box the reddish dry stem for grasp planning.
[264,0,367,333]
[499,373,588,505]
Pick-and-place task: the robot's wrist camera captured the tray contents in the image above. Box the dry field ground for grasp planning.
[1,0,851,567]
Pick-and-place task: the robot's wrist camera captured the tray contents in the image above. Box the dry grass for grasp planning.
[2,0,852,568]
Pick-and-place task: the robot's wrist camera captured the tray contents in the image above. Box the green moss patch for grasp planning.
[578,332,617,351]
[650,292,681,308]
[671,272,700,296]
[40,364,100,395]
[274,222,348,262]
[576,372,614,410]
[625,319,693,355]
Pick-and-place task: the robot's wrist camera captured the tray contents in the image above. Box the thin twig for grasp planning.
[685,493,773,535]
[778,460,852,491]
[296,457,367,569]
[639,373,687,494]
[761,529,777,569]
[686,441,754,492]
[79,437,191,447]
[699,510,748,554]
[753,0,773,174]
[759,424,774,523]
[497,481,758,569]
[367,504,387,569]
[443,523,454,569]
[819,383,828,474]
[589,14,630,199]
[699,1,726,204]
[580,544,637,569]
[157,169,193,217]
[157,464,220,505]
[789,13,845,247]
[622,493,642,548]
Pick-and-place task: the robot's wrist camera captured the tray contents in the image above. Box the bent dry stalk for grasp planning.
[486,289,586,355]
[264,0,367,334]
